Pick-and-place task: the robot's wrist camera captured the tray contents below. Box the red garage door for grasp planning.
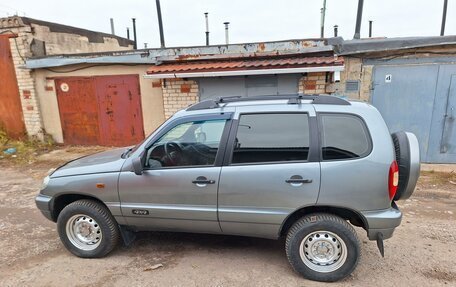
[55,75,145,146]
[0,35,26,138]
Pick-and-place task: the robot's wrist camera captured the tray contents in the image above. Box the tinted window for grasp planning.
[232,113,309,164]
[320,114,371,160]
[146,120,226,168]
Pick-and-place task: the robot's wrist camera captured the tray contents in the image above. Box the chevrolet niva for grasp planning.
[36,95,420,282]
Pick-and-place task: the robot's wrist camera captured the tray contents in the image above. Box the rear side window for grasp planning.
[232,113,310,164]
[320,114,371,160]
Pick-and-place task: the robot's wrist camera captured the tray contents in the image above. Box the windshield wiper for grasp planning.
[121,147,133,158]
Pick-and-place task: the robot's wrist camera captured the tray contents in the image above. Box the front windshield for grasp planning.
[126,120,169,157]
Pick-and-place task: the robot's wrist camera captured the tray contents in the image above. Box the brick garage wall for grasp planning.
[162,79,199,118]
[298,72,334,94]
[339,57,363,100]
[7,27,44,138]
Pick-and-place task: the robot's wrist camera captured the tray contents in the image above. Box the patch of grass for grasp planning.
[0,129,57,164]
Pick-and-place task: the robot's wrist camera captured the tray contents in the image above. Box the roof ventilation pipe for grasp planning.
[224,22,230,45]
[110,18,115,35]
[132,18,137,49]
[369,20,373,38]
[205,12,210,46]
[156,0,166,48]
[353,0,364,39]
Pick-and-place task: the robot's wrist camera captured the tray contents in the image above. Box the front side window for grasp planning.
[320,114,371,160]
[145,119,226,168]
[232,113,310,164]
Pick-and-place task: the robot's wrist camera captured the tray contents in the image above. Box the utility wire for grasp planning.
[0,29,26,62]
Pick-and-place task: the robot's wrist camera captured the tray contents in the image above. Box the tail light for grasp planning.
[388,160,399,200]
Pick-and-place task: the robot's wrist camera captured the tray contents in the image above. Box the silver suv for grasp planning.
[36,95,420,282]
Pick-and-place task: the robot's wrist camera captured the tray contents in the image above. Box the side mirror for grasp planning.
[132,157,143,175]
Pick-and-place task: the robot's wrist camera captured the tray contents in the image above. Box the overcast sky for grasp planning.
[0,0,454,48]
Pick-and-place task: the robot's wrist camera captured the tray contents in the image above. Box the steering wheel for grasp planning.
[164,141,183,165]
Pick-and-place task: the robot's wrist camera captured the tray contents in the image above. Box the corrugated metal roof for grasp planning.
[147,56,343,74]
[337,35,456,55]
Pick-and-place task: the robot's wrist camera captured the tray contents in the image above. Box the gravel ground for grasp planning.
[0,148,455,286]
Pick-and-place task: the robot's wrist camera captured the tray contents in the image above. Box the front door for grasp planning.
[218,106,320,238]
[119,115,231,233]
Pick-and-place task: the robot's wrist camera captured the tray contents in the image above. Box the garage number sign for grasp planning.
[385,74,392,83]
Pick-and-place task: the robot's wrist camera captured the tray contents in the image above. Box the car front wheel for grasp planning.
[285,213,360,282]
[57,199,120,258]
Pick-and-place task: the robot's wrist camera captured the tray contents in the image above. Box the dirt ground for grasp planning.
[0,148,455,287]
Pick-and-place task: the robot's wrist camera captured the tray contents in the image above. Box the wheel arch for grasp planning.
[51,193,108,222]
[279,205,368,237]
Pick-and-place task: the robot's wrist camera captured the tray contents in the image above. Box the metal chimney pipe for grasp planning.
[205,12,210,46]
[144,43,148,49]
[110,18,115,35]
[156,0,166,48]
[126,27,130,40]
[369,20,373,38]
[132,18,137,49]
[334,25,338,37]
[353,0,364,39]
[224,22,230,45]
[320,0,327,38]
[440,0,448,36]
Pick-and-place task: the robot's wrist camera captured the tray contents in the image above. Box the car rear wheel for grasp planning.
[57,199,120,258]
[285,213,360,282]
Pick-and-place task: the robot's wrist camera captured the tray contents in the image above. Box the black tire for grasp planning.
[285,213,360,282]
[391,131,411,201]
[57,199,120,258]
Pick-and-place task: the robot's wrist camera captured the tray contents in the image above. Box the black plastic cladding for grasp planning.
[186,94,350,111]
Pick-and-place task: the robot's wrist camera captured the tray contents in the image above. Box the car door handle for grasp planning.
[192,179,216,184]
[286,175,313,186]
[192,176,215,187]
[285,179,313,184]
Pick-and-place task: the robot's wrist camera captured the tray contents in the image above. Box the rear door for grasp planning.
[218,105,320,238]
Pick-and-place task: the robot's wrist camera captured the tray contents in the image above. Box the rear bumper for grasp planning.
[361,202,402,240]
[35,193,54,221]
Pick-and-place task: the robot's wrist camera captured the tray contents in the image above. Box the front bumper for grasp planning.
[35,193,54,221]
[361,202,402,240]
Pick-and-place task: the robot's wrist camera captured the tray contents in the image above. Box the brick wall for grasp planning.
[7,27,44,138]
[162,79,199,118]
[298,72,331,94]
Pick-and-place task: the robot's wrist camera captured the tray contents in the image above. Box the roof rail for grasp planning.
[186,94,350,111]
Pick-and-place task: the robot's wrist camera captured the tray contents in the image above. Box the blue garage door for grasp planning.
[371,64,456,163]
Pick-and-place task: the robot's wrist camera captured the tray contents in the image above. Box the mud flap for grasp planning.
[119,225,136,247]
[376,232,384,257]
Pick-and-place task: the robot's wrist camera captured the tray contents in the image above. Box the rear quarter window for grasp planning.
[319,113,372,161]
